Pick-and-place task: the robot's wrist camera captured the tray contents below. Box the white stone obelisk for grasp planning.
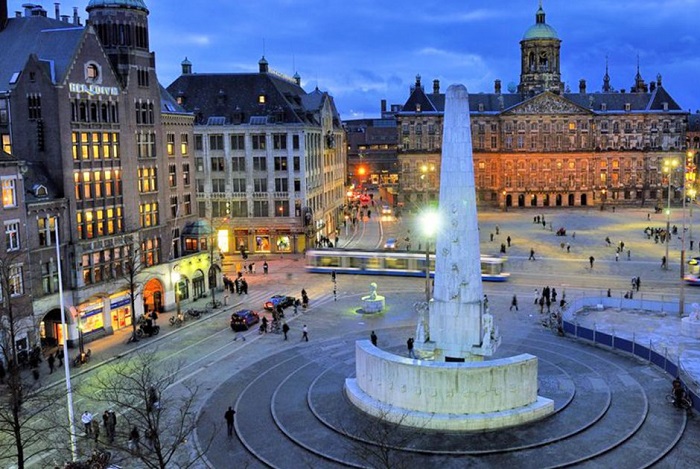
[421,84,499,361]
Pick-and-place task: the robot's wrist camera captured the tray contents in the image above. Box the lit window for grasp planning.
[258,95,266,104]
[86,63,99,81]
[2,177,17,208]
[5,221,21,251]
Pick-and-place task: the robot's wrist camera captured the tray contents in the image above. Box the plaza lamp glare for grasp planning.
[422,209,440,302]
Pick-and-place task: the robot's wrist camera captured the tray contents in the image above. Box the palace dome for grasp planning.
[86,0,149,12]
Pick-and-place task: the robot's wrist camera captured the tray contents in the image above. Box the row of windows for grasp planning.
[141,238,161,267]
[95,22,149,50]
[138,167,158,193]
[168,164,191,187]
[27,94,41,120]
[135,101,156,125]
[139,202,159,228]
[169,195,192,218]
[196,133,301,151]
[81,245,129,286]
[137,67,150,88]
[207,156,301,173]
[76,207,124,240]
[72,132,120,160]
[207,199,294,218]
[137,132,157,158]
[207,177,299,193]
[166,133,189,156]
[71,100,120,124]
[74,169,123,200]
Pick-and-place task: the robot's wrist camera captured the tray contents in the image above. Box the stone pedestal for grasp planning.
[681,317,700,338]
[345,341,554,431]
[361,296,385,313]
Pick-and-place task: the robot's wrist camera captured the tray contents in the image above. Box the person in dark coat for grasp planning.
[224,406,235,437]
[370,331,378,346]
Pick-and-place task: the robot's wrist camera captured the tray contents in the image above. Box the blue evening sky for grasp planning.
[14,0,700,118]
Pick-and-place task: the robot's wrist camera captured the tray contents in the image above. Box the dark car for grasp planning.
[264,295,296,311]
[230,309,260,331]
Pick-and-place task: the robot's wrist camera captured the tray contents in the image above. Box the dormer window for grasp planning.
[624,103,631,112]
[32,184,48,198]
[85,63,101,83]
[601,103,607,111]
[258,94,266,104]
[416,104,421,112]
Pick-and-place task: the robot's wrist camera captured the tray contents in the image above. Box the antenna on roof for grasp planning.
[262,38,266,57]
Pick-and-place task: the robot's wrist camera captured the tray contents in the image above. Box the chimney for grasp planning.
[0,0,7,31]
[494,79,502,94]
[381,99,387,114]
[72,6,79,25]
[433,79,440,94]
[23,4,33,17]
[61,14,69,22]
[54,2,59,19]
[579,79,586,94]
[650,81,656,92]
[415,74,422,90]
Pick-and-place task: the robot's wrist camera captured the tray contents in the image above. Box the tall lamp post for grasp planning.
[662,157,680,270]
[421,209,440,302]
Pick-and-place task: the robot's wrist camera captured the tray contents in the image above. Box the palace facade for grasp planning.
[397,5,690,211]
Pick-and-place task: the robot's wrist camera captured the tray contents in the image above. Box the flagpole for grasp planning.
[55,216,77,460]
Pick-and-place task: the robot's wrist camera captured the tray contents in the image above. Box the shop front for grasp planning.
[109,296,132,332]
[78,300,107,344]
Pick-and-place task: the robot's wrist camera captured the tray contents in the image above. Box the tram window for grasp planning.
[349,257,364,268]
[365,257,383,270]
[385,257,409,270]
[318,256,341,267]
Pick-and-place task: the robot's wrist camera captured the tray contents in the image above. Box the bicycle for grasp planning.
[207,299,222,309]
[666,391,693,411]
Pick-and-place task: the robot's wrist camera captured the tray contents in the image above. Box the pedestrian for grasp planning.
[566,243,571,253]
[91,419,100,443]
[500,243,506,254]
[407,337,416,359]
[607,288,611,297]
[661,256,667,269]
[282,322,290,340]
[510,294,519,311]
[627,250,631,260]
[648,213,651,220]
[490,233,494,242]
[615,252,619,262]
[263,261,269,274]
[483,294,489,312]
[495,225,500,235]
[636,276,641,291]
[128,426,140,454]
[302,324,309,342]
[551,288,557,302]
[370,331,378,346]
[241,278,248,294]
[108,410,117,443]
[589,256,595,268]
[147,386,159,413]
[81,411,93,436]
[56,349,63,367]
[691,240,695,251]
[534,288,539,304]
[48,353,55,374]
[507,236,511,247]
[293,298,300,315]
[251,262,256,274]
[224,406,235,437]
[261,316,268,334]
[102,411,111,441]
[529,248,536,261]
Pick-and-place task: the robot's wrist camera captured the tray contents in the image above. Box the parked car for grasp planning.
[264,295,296,311]
[383,238,398,250]
[230,309,260,331]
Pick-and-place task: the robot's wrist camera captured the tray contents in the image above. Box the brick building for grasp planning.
[0,0,202,349]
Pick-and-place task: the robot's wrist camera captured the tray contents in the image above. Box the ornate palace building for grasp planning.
[397,4,690,210]
[167,59,346,255]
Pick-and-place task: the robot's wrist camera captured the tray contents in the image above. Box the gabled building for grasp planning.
[397,4,689,211]
[0,0,201,349]
[167,58,346,254]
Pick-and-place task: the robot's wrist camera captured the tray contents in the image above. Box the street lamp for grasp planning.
[662,157,680,270]
[421,209,440,302]
[601,188,607,211]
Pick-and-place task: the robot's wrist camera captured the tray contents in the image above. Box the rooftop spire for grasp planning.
[536,0,545,24]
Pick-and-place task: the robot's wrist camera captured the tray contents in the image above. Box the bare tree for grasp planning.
[80,351,215,469]
[0,251,66,469]
[120,238,146,344]
[344,406,428,469]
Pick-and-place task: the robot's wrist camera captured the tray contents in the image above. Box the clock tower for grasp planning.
[518,2,563,96]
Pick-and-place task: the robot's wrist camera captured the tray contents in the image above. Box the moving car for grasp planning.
[383,238,398,250]
[264,295,296,311]
[230,309,260,331]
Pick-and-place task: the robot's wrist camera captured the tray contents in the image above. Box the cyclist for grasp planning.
[672,377,686,408]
